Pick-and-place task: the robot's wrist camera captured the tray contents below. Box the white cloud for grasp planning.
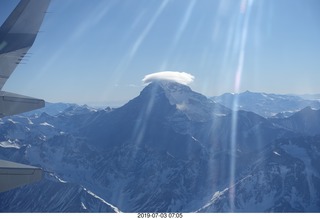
[142,71,195,85]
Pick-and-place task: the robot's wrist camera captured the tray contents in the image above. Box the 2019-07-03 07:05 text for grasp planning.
[137,213,183,218]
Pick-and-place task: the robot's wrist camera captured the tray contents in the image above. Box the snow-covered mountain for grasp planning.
[0,175,120,213]
[0,82,319,212]
[269,107,320,136]
[198,135,320,212]
[211,91,320,118]
[21,102,77,116]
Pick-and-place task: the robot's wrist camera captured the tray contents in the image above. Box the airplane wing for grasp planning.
[0,0,51,90]
[0,0,51,192]
[0,0,51,118]
[0,91,45,117]
[0,159,42,193]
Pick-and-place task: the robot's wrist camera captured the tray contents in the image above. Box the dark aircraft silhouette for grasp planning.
[0,0,51,192]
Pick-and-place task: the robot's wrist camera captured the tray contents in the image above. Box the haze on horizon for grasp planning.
[1,0,319,105]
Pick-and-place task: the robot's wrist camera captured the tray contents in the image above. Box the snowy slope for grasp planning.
[211,91,320,118]
[198,136,320,212]
[158,81,230,121]
[0,174,120,212]
[0,83,320,212]
[269,107,320,136]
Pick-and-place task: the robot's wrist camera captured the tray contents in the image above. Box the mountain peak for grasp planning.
[292,106,319,117]
[140,81,192,102]
[156,80,192,90]
[144,80,192,93]
[139,81,229,121]
[149,81,197,104]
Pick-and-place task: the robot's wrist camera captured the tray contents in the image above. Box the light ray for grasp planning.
[129,0,169,59]
[159,0,196,71]
[228,0,254,211]
[172,0,196,47]
[98,1,170,104]
[35,1,114,82]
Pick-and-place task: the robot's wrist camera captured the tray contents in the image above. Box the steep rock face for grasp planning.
[0,175,119,213]
[269,107,320,136]
[158,81,230,121]
[0,83,320,212]
[81,82,231,160]
[198,136,320,212]
[81,82,292,157]
[88,143,212,212]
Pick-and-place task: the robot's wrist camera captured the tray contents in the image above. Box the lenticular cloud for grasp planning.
[142,71,195,85]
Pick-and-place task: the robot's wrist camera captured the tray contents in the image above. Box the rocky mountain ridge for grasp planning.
[0,82,319,212]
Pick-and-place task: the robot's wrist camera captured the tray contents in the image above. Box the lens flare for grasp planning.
[129,0,169,59]
[228,0,254,211]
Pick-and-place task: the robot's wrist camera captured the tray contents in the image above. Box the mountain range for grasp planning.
[211,91,320,118]
[0,82,319,212]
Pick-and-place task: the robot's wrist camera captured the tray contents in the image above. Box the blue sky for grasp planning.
[1,0,320,106]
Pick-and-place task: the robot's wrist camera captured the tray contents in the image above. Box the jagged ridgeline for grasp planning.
[1,81,320,212]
